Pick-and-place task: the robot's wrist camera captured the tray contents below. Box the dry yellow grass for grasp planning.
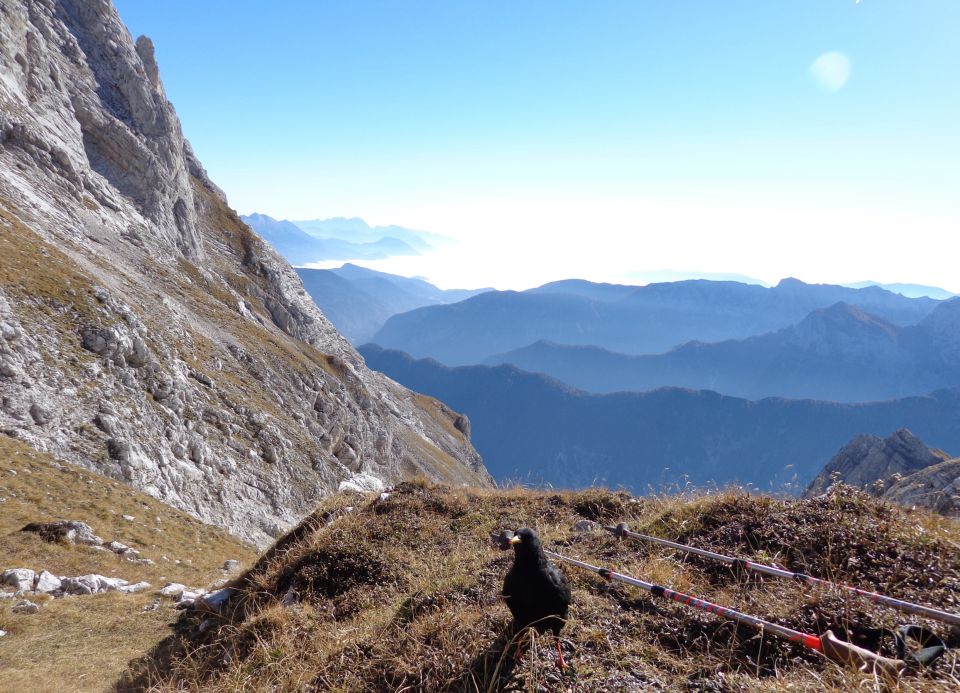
[120,482,960,692]
[0,437,257,693]
[0,198,100,327]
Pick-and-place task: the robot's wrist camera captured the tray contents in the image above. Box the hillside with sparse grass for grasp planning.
[0,436,257,692]
[119,481,960,692]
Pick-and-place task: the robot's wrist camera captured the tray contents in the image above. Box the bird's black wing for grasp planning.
[546,563,572,607]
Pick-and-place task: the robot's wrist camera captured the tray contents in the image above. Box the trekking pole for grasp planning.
[543,548,905,679]
[603,523,960,629]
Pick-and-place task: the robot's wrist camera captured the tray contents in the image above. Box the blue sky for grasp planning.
[114,1,959,290]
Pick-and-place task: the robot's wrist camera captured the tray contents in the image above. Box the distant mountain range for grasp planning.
[373,277,941,365]
[359,345,960,491]
[241,213,442,264]
[292,217,450,252]
[297,264,490,343]
[843,281,955,300]
[624,269,770,286]
[485,299,960,402]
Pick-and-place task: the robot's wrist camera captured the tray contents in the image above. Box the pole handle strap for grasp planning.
[819,630,905,680]
[894,624,948,668]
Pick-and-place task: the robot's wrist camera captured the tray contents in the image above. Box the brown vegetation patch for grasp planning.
[570,488,639,522]
[120,483,960,692]
[0,437,256,692]
[413,393,471,443]
[0,197,100,324]
[276,535,404,602]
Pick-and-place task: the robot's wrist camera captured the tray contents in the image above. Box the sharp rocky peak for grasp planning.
[803,429,948,499]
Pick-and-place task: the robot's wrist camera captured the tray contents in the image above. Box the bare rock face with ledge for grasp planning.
[804,429,959,516]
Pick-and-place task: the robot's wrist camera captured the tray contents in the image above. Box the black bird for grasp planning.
[502,527,572,669]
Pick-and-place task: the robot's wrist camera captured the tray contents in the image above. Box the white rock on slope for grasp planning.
[158,582,186,598]
[59,574,128,595]
[118,581,151,594]
[338,473,387,494]
[33,570,62,593]
[1,568,35,591]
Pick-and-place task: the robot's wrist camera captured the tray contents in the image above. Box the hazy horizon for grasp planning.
[115,1,960,292]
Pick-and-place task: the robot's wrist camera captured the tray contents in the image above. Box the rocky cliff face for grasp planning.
[0,0,489,545]
[803,429,959,516]
[883,458,960,517]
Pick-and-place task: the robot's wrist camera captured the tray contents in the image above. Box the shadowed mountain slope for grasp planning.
[486,299,960,401]
[297,264,489,343]
[361,345,960,491]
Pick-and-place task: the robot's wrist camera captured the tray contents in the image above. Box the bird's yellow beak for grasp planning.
[509,534,522,545]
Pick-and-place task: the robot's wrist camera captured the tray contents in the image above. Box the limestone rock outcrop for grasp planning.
[883,458,960,517]
[1,568,35,590]
[804,429,959,516]
[0,0,490,546]
[60,573,129,595]
[804,429,946,497]
[0,566,147,596]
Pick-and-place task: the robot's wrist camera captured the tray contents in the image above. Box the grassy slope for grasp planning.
[0,437,257,693]
[122,482,960,692]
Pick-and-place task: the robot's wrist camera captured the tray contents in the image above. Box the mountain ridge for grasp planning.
[374,277,940,365]
[803,429,959,516]
[292,215,449,251]
[0,0,489,546]
[296,264,490,343]
[241,212,420,264]
[485,299,960,401]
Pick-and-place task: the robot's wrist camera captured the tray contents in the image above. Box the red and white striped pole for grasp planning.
[603,523,960,629]
[544,548,905,679]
